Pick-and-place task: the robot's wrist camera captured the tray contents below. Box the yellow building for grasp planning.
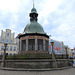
[0,29,18,55]
[68,48,72,57]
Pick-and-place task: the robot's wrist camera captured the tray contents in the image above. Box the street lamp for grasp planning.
[51,40,55,60]
[65,45,68,58]
[51,40,57,68]
[2,42,8,67]
[3,42,8,60]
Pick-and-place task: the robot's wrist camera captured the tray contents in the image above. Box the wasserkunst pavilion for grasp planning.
[18,5,49,54]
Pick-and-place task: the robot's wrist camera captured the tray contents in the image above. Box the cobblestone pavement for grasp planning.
[0,68,75,75]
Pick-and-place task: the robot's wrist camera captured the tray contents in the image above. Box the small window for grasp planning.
[1,53,3,55]
[14,53,15,55]
[14,47,16,51]
[6,46,9,51]
[10,46,13,51]
[11,40,13,42]
[6,39,9,42]
[10,53,12,55]
[2,38,4,41]
[1,45,4,50]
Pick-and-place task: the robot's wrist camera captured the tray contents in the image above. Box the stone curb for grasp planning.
[0,66,73,71]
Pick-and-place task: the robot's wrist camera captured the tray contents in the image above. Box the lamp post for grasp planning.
[3,43,8,60]
[51,40,57,68]
[65,45,68,58]
[2,42,8,67]
[51,40,55,60]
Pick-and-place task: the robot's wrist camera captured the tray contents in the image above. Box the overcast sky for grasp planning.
[0,0,75,49]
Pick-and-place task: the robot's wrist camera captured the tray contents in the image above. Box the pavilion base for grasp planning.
[0,59,73,69]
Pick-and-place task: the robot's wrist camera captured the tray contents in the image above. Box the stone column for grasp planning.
[48,39,49,51]
[20,38,21,52]
[35,36,37,51]
[19,40,20,52]
[26,36,28,51]
[43,37,45,51]
[51,44,57,68]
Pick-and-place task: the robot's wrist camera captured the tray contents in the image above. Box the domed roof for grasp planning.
[23,21,45,34]
[23,6,46,35]
[31,7,37,13]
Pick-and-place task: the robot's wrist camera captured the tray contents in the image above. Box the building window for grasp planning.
[11,40,13,43]
[6,39,9,42]
[45,40,48,51]
[37,39,43,50]
[28,39,35,51]
[6,46,9,51]
[10,46,13,51]
[2,38,4,41]
[1,53,3,55]
[10,53,12,55]
[14,47,16,51]
[14,53,15,55]
[7,33,9,37]
[1,45,4,50]
[21,40,26,51]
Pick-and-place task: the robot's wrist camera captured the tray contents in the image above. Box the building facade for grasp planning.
[68,47,72,58]
[0,29,18,55]
[71,48,75,58]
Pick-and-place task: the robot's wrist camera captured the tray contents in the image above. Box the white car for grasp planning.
[73,60,75,67]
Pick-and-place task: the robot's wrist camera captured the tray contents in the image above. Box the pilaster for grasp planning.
[26,36,28,51]
[35,36,37,51]
[43,37,45,51]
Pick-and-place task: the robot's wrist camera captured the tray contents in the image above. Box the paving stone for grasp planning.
[0,68,75,75]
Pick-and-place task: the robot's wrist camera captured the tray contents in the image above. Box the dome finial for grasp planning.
[33,0,34,8]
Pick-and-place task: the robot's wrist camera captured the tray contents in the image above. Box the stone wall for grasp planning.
[56,59,72,68]
[0,59,73,69]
